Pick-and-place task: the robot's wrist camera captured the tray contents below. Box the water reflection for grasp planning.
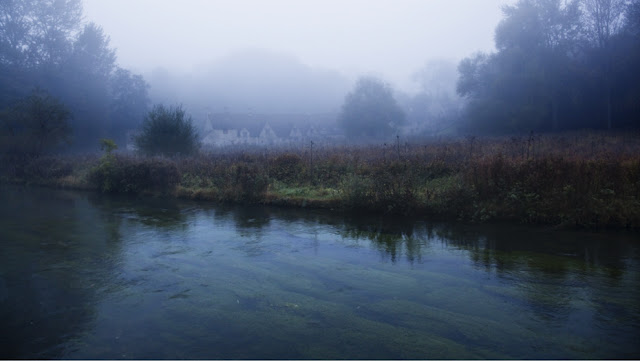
[0,186,126,358]
[1,185,638,359]
[86,192,188,231]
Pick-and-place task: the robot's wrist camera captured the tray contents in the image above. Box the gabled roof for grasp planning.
[205,113,338,137]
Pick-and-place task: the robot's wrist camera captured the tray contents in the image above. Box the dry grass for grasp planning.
[3,131,639,228]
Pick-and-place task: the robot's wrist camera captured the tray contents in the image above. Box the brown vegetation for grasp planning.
[2,131,639,228]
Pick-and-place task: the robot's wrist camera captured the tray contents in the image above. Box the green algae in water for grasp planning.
[1,186,639,359]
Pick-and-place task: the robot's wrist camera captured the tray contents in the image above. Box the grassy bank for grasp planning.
[2,132,640,229]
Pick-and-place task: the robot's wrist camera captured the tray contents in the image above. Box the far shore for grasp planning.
[2,132,640,229]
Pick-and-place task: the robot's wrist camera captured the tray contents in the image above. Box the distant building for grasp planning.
[200,112,342,148]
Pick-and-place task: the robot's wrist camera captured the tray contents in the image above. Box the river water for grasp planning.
[0,185,638,359]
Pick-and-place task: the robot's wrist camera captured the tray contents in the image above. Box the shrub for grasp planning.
[339,174,373,208]
[269,153,303,183]
[135,104,199,156]
[89,155,180,194]
[23,156,73,180]
[227,163,269,202]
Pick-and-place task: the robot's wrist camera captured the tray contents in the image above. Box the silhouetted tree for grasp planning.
[0,0,82,69]
[135,104,199,156]
[109,67,149,145]
[404,59,463,135]
[583,0,627,129]
[458,0,583,133]
[339,76,405,138]
[456,0,640,133]
[60,22,116,150]
[0,0,150,152]
[0,89,72,156]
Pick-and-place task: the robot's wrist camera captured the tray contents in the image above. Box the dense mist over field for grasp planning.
[147,49,352,114]
[82,0,509,92]
[1,0,640,230]
[1,0,639,156]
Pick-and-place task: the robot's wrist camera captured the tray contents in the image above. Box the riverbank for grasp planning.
[2,132,639,229]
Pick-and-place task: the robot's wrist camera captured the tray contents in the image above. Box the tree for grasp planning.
[135,104,199,156]
[109,67,149,145]
[457,0,587,133]
[339,76,405,138]
[582,0,628,129]
[0,88,72,156]
[1,1,151,152]
[0,0,35,67]
[61,22,117,150]
[405,59,463,135]
[0,0,82,69]
[69,22,116,79]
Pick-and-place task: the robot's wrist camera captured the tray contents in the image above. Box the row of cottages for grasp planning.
[201,113,341,147]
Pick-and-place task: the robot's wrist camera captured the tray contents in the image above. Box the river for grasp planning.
[0,185,638,359]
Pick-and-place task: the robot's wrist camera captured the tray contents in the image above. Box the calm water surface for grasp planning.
[1,185,639,359]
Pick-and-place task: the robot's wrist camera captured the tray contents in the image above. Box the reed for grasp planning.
[3,131,639,228]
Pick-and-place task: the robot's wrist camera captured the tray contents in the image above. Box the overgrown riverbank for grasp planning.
[2,132,640,229]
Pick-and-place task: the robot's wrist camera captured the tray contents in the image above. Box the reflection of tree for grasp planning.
[434,224,632,277]
[266,207,638,331]
[0,186,124,358]
[432,223,638,326]
[338,214,420,263]
[231,205,271,232]
[2,186,636,358]
[266,208,425,264]
[87,192,187,231]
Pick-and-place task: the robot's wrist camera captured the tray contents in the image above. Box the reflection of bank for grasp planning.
[2,185,638,358]
[87,191,188,231]
[434,223,639,331]
[0,187,125,359]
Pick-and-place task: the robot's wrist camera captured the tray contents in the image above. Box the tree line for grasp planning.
[457,0,640,133]
[2,0,639,159]
[334,0,640,139]
[0,0,149,155]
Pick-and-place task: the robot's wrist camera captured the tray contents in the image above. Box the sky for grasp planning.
[82,0,514,92]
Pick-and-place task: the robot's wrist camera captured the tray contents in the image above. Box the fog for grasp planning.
[2,0,638,155]
[147,48,351,114]
[81,0,513,136]
[83,0,512,93]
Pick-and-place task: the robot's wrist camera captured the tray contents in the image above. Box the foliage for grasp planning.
[339,76,405,138]
[109,67,149,145]
[3,132,640,228]
[135,104,200,156]
[0,0,149,152]
[457,0,640,133]
[228,162,269,202]
[269,153,304,183]
[0,89,72,157]
[100,138,117,155]
[0,0,83,68]
[402,59,464,136]
[89,155,180,193]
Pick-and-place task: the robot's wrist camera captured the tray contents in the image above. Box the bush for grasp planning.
[23,156,73,180]
[269,153,303,183]
[135,104,199,156]
[227,163,269,202]
[89,155,180,194]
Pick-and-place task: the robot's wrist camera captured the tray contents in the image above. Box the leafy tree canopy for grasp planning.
[0,0,149,152]
[0,88,72,156]
[457,0,640,133]
[135,104,200,157]
[339,76,405,138]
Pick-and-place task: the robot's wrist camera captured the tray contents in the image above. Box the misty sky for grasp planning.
[83,0,513,92]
